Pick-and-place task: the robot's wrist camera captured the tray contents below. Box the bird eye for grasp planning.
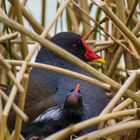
[70,89,74,92]
[72,44,78,48]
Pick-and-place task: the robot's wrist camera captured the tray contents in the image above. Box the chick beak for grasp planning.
[74,84,80,92]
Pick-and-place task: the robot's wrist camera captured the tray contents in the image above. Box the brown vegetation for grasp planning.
[0,0,140,139]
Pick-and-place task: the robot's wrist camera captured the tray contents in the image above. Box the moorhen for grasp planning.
[4,32,107,129]
[26,32,107,119]
[22,84,83,139]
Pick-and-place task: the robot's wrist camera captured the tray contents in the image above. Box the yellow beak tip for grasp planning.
[94,58,106,64]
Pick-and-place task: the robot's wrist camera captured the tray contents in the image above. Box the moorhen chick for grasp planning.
[22,84,83,139]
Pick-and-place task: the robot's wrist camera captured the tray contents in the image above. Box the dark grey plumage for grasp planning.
[26,32,107,122]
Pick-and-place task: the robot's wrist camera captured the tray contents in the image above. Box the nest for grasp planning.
[0,0,140,139]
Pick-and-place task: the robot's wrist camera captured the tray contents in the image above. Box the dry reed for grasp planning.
[0,0,140,140]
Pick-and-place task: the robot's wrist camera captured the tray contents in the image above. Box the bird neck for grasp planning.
[62,102,83,123]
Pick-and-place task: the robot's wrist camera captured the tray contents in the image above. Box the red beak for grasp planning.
[74,83,80,92]
[81,39,105,63]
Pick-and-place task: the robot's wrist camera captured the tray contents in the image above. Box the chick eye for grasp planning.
[70,89,74,92]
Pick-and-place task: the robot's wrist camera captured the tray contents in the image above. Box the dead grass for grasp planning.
[0,0,140,139]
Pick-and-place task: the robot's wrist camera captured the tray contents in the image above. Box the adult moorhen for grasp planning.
[6,32,107,129]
